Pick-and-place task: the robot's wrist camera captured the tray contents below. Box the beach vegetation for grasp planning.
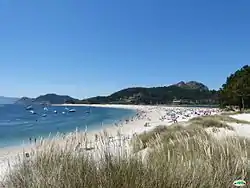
[189,116,234,130]
[191,114,250,124]
[2,109,250,187]
[212,114,250,124]
[2,123,250,188]
[135,115,239,152]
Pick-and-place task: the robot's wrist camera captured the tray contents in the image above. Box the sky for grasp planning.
[0,0,249,99]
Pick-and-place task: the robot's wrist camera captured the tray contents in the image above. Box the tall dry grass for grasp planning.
[189,116,235,130]
[195,114,250,124]
[2,120,250,188]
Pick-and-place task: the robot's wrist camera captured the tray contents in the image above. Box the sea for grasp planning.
[0,104,135,148]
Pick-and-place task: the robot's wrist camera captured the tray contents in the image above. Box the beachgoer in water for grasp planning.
[34,138,37,144]
[29,137,32,143]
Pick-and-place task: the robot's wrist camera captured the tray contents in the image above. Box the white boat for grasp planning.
[44,107,48,111]
[69,109,76,112]
[26,105,33,110]
[30,110,36,114]
[54,110,57,113]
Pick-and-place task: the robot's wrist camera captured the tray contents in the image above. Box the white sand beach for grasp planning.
[228,113,250,138]
[0,104,249,181]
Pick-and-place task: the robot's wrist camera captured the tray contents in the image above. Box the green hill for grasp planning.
[81,81,218,105]
[16,94,79,105]
[35,94,79,104]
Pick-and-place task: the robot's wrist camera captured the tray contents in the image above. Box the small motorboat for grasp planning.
[30,110,36,114]
[26,105,33,110]
[54,110,57,114]
[69,109,76,112]
[42,114,47,117]
[44,107,48,111]
[62,111,66,114]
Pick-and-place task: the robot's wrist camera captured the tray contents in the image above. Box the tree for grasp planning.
[219,65,250,110]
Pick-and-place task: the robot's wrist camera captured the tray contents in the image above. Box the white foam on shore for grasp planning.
[0,104,221,181]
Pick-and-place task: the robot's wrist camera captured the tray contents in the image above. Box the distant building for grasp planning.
[172,99,181,105]
[172,99,191,105]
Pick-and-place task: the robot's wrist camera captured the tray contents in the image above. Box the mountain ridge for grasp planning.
[81,81,218,105]
[15,94,79,105]
[14,81,218,105]
[172,81,209,91]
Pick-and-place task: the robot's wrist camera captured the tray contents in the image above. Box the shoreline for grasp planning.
[0,104,145,180]
[0,104,221,180]
[52,103,219,108]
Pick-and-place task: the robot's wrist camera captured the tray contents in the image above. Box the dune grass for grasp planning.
[216,113,250,123]
[2,117,250,188]
[214,114,250,124]
[136,115,237,151]
[191,114,250,124]
[134,125,182,150]
[221,111,241,116]
[189,116,234,130]
[133,125,207,152]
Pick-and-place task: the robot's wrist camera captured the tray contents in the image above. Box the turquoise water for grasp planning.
[0,104,135,148]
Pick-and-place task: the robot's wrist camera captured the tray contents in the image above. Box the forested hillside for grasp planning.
[81,81,218,105]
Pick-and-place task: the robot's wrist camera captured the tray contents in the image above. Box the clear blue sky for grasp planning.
[0,0,249,99]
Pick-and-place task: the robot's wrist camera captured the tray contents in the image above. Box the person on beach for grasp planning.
[25,152,30,158]
[173,117,178,123]
[95,134,98,142]
[75,142,81,151]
